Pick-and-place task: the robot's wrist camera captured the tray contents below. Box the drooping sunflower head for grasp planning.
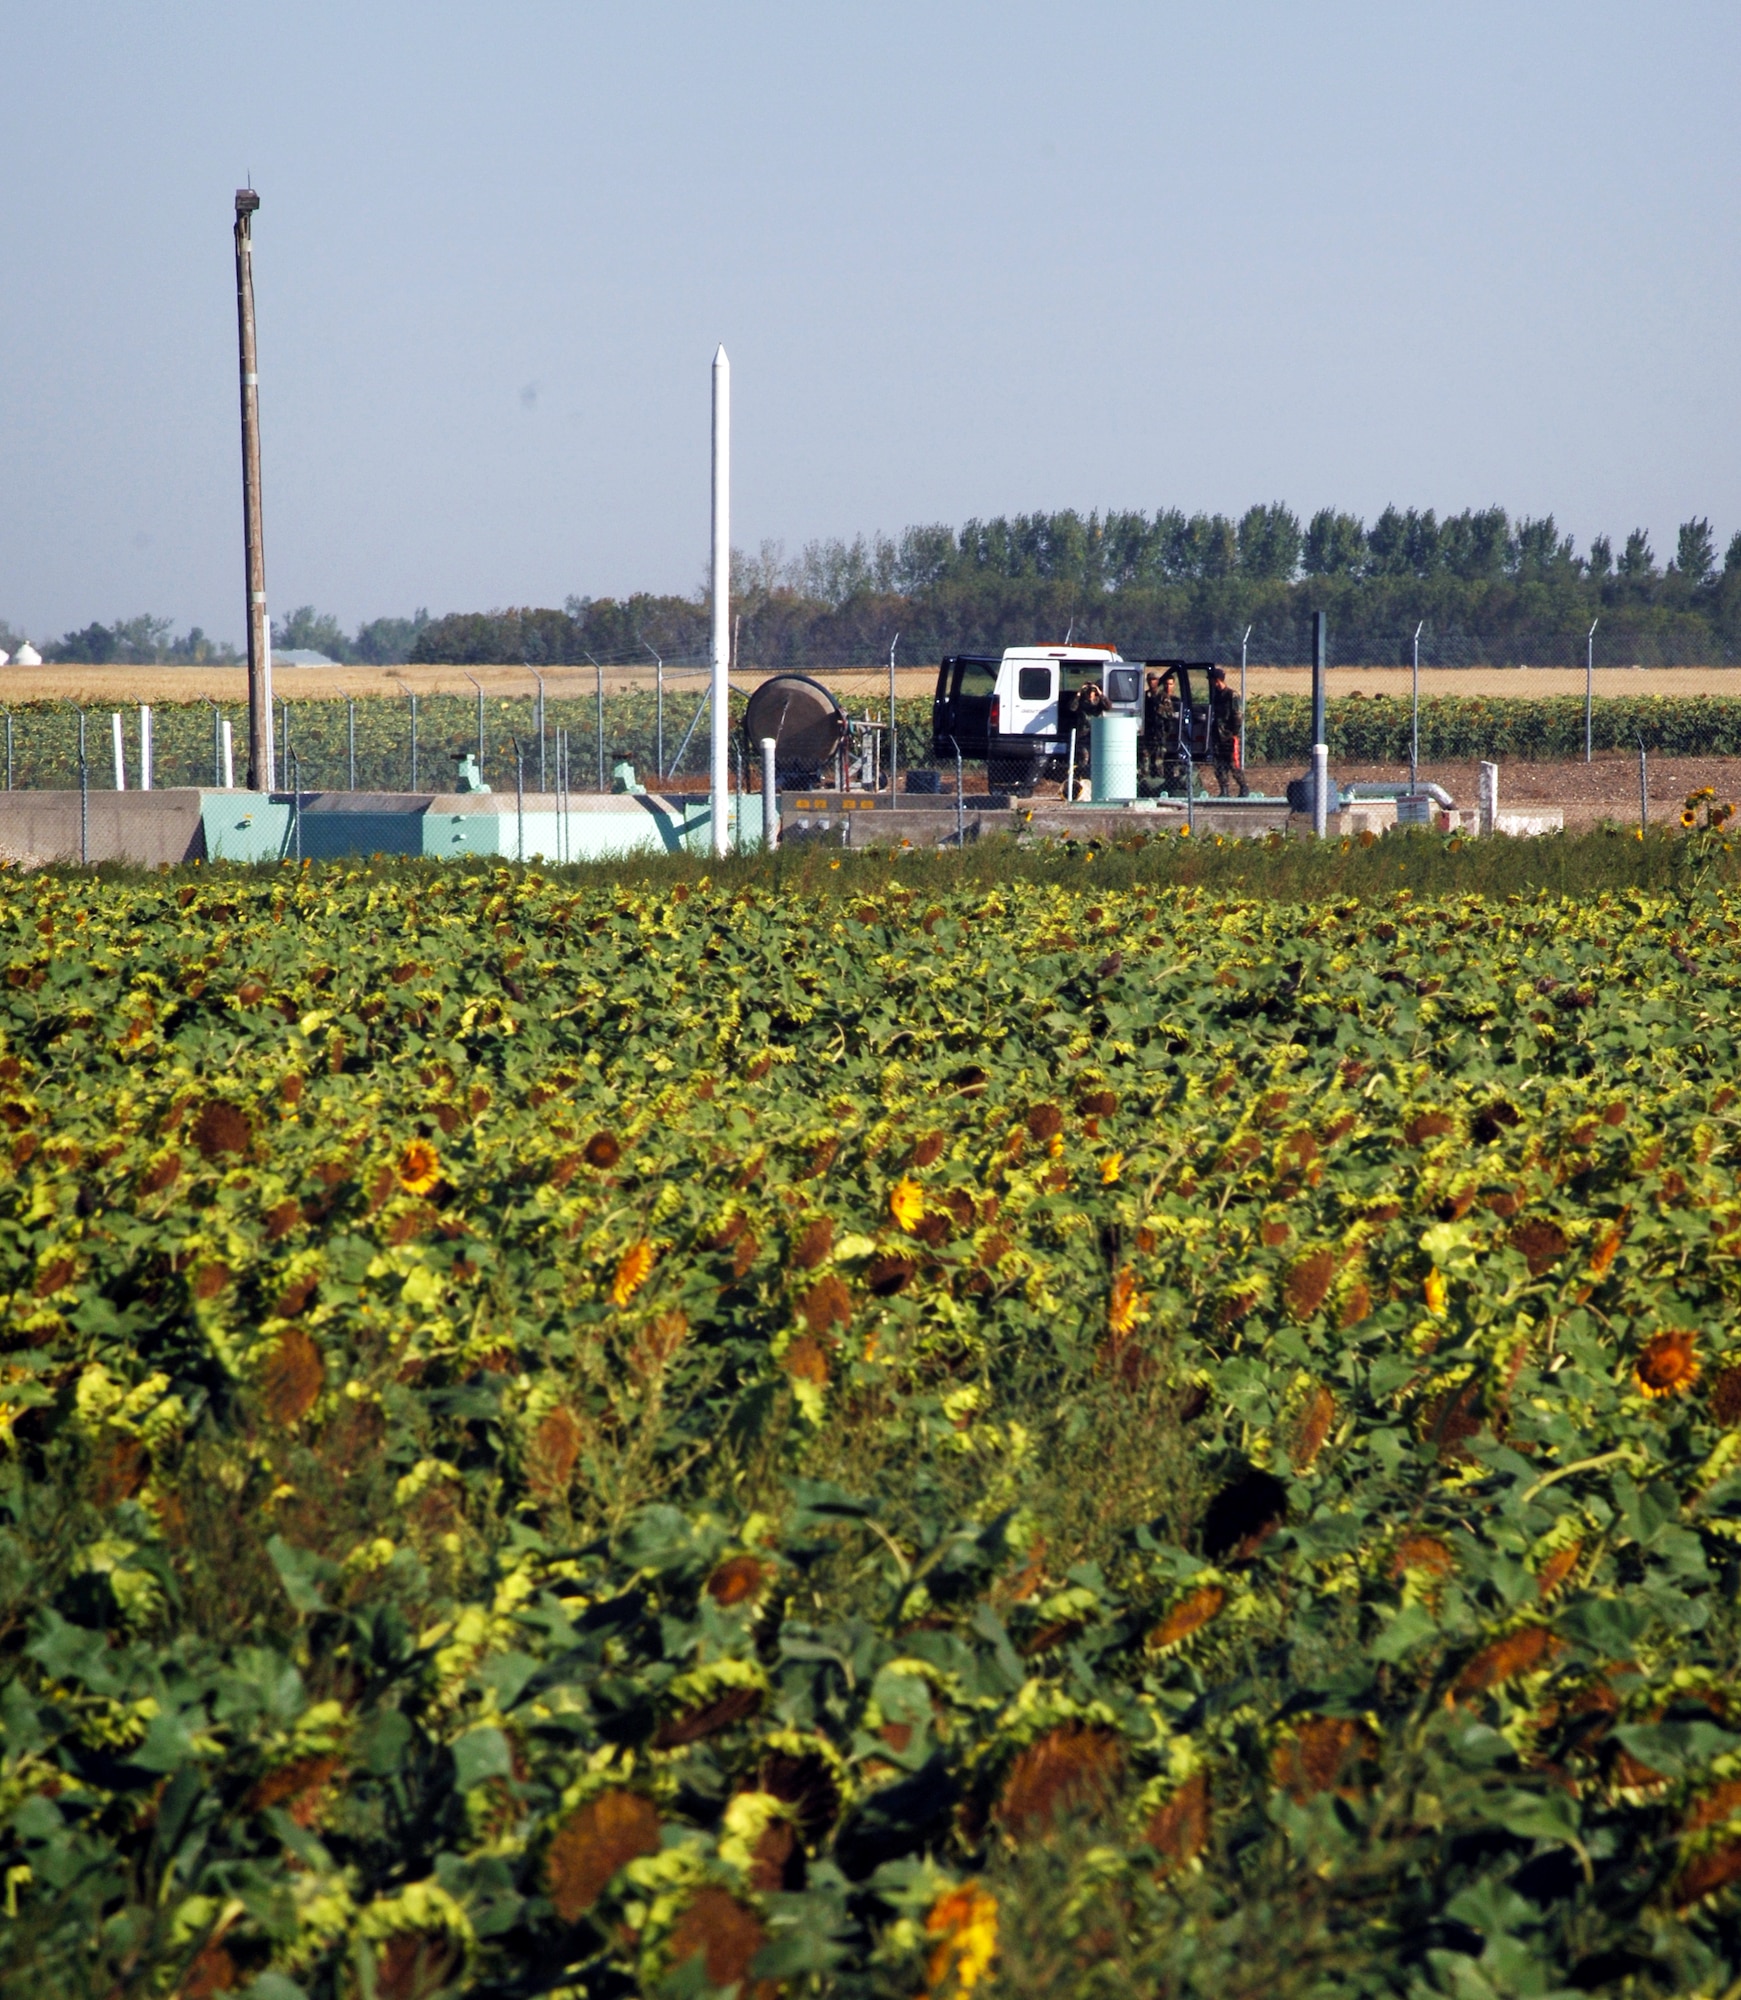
[396,1138,442,1194]
[1635,1327,1700,1399]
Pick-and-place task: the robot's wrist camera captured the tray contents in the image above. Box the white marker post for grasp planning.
[760,736,778,851]
[221,719,235,790]
[1310,611,1329,837]
[709,346,731,856]
[139,705,153,791]
[111,713,127,791]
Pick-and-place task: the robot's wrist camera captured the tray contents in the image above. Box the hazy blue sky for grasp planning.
[3,2,1738,644]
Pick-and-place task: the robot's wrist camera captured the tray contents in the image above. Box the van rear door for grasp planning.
[1006,659,1058,740]
[933,655,998,760]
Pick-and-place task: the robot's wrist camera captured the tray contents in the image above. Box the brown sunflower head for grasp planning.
[1636,1328,1700,1399]
[583,1131,622,1170]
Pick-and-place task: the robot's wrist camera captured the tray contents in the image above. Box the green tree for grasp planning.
[1618,528,1656,578]
[1236,503,1301,580]
[1675,517,1716,585]
[1302,509,1365,576]
[1587,534,1613,578]
[352,611,429,665]
[1439,508,1510,579]
[273,606,351,660]
[1508,515,1575,579]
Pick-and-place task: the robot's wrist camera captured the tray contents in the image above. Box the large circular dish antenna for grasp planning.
[741,674,846,786]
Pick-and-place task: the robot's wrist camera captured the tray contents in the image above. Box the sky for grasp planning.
[3,1,1739,646]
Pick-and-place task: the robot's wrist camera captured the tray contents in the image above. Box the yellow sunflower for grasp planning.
[1635,1328,1699,1398]
[396,1138,441,1194]
[611,1239,655,1307]
[889,1178,925,1232]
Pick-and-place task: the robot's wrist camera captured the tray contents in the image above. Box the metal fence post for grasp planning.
[514,739,525,861]
[4,712,12,792]
[531,670,547,792]
[347,699,356,791]
[1639,736,1648,836]
[594,656,604,791]
[465,672,485,778]
[410,692,419,790]
[76,707,88,864]
[1586,620,1599,765]
[291,750,302,866]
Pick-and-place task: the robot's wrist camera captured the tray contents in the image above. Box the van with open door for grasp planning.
[930,645,1142,791]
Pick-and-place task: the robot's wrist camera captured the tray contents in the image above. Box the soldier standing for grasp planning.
[1208,665,1248,797]
[1142,671,1169,780]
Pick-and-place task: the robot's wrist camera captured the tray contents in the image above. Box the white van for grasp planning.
[930,645,1143,790]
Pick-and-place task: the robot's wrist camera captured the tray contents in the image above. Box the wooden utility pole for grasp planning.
[234,188,273,790]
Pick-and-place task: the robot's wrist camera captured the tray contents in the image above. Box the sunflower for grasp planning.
[1099,1151,1123,1185]
[1635,1327,1700,1398]
[889,1178,925,1232]
[611,1238,655,1307]
[1682,808,1699,829]
[396,1138,441,1194]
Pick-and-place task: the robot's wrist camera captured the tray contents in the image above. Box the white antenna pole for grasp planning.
[710,346,731,856]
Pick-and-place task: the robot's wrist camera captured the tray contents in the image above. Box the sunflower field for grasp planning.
[9,852,1741,1997]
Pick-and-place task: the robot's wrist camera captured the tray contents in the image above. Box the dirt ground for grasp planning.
[1244,755,1737,829]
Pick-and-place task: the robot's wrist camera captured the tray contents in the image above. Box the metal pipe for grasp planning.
[4,712,12,793]
[530,668,546,791]
[221,719,234,790]
[111,712,126,792]
[1065,726,1077,805]
[1586,619,1599,764]
[291,750,302,866]
[347,698,356,791]
[515,739,525,861]
[1639,736,1648,836]
[760,735,778,851]
[1240,623,1252,725]
[1410,619,1423,790]
[233,188,272,791]
[951,735,965,846]
[79,734,88,865]
[278,695,290,787]
[710,346,731,857]
[204,697,221,788]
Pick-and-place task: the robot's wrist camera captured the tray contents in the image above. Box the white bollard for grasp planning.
[221,719,235,790]
[139,705,153,791]
[760,736,778,852]
[1478,761,1499,837]
[1311,743,1329,837]
[111,713,127,791]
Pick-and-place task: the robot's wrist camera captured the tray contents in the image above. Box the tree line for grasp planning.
[25,607,430,667]
[408,506,1741,669]
[19,505,1741,670]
